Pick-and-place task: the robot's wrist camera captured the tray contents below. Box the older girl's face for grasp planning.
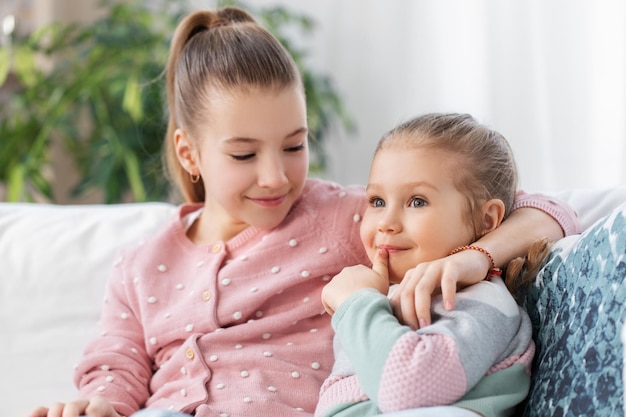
[360,145,476,284]
[176,86,309,242]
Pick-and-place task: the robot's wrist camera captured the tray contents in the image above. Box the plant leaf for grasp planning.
[124,152,146,202]
[122,74,143,122]
[7,164,26,202]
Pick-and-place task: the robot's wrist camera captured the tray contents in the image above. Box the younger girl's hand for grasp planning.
[322,249,390,315]
[27,397,122,417]
[389,248,491,329]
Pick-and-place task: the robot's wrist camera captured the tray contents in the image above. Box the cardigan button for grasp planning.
[212,244,222,253]
[201,290,212,301]
[185,348,195,360]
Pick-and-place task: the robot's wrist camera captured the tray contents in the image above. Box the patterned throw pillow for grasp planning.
[522,203,626,417]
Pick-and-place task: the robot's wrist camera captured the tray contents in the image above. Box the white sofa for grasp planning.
[1,188,625,417]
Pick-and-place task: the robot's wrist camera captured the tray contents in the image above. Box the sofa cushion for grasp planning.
[0,202,176,417]
[522,202,626,416]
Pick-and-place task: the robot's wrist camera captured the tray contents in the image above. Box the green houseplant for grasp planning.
[0,0,352,203]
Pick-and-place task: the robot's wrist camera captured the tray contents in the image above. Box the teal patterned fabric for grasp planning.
[522,203,626,417]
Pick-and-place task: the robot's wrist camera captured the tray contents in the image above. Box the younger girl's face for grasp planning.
[181,86,309,240]
[360,144,476,284]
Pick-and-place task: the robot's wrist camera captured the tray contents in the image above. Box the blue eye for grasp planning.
[409,197,427,208]
[369,197,385,208]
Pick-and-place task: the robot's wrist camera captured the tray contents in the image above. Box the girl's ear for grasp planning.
[174,128,199,175]
[481,199,506,234]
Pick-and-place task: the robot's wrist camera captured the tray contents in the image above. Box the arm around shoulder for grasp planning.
[513,190,582,236]
[475,190,582,270]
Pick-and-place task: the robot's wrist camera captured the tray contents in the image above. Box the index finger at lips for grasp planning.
[371,248,389,279]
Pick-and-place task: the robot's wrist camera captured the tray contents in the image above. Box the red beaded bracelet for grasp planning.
[448,245,502,279]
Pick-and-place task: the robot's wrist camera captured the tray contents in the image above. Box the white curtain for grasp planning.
[237,0,626,192]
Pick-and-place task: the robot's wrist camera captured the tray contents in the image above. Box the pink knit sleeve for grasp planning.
[377,333,467,412]
[513,190,582,236]
[74,248,153,417]
[315,374,368,417]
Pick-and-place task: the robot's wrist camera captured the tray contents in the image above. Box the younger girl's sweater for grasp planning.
[315,277,535,417]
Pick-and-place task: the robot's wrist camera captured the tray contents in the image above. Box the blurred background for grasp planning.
[1,0,625,204]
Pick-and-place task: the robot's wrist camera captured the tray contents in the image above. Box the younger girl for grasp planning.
[29,7,578,417]
[316,113,541,417]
